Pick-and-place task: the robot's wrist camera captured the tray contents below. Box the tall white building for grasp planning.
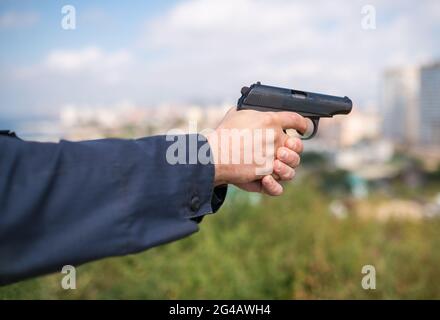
[419,62,440,146]
[381,67,420,146]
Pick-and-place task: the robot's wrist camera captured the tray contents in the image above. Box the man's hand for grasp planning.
[206,107,307,196]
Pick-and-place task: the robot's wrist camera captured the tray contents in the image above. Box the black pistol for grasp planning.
[237,82,353,139]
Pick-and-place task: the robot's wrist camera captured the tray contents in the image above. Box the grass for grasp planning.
[2,181,440,299]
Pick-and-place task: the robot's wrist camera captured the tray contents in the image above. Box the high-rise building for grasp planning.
[419,62,440,146]
[381,67,420,145]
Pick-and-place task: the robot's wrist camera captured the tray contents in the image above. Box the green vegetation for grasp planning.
[2,179,440,299]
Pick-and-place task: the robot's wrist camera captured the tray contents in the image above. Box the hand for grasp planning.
[206,107,307,196]
[236,136,304,196]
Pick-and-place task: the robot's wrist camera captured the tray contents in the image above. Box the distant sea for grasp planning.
[0,117,18,130]
[0,115,63,141]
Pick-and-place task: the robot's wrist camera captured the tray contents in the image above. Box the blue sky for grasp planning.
[0,1,178,63]
[1,0,439,118]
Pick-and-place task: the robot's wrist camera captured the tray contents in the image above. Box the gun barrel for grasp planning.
[238,82,352,118]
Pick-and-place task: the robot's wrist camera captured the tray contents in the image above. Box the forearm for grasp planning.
[0,134,226,285]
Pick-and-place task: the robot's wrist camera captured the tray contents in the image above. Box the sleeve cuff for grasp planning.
[191,185,228,223]
[182,134,228,223]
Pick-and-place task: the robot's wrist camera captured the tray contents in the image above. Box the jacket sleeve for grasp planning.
[0,133,227,285]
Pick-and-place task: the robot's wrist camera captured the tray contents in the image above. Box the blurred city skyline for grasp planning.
[1,0,440,118]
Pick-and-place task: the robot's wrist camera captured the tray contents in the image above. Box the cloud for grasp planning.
[0,11,39,29]
[1,47,136,115]
[12,46,134,91]
[45,47,133,76]
[139,0,440,106]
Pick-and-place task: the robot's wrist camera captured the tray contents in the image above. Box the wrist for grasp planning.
[205,131,227,186]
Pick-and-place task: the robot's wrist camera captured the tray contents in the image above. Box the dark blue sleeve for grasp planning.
[0,134,227,285]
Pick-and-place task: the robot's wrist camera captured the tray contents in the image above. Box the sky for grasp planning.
[0,0,439,118]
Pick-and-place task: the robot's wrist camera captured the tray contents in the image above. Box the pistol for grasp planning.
[237,82,353,139]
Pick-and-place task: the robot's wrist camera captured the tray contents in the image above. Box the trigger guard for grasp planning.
[297,117,319,140]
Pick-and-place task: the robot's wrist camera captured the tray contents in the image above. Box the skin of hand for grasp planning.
[206,107,307,196]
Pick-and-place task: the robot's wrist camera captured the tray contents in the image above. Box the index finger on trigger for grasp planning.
[274,112,308,134]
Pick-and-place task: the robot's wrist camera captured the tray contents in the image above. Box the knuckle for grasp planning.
[263,178,275,191]
[289,112,301,125]
[286,149,295,162]
[277,147,286,159]
[291,112,301,121]
[269,178,278,189]
[273,160,280,172]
